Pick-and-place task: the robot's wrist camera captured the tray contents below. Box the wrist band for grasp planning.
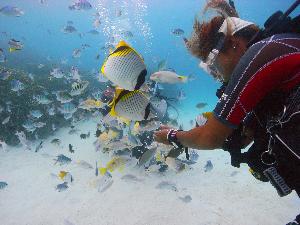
[167,129,183,148]
[167,129,190,160]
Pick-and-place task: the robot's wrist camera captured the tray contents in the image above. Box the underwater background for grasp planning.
[0,1,299,225]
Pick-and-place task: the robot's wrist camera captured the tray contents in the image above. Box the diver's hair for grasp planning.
[185,0,259,61]
[203,0,239,18]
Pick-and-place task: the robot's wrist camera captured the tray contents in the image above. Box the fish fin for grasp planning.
[178,76,188,82]
[9,48,16,53]
[116,40,130,48]
[99,167,107,175]
[113,40,144,61]
[108,87,123,116]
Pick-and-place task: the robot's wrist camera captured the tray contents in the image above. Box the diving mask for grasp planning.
[199,17,254,81]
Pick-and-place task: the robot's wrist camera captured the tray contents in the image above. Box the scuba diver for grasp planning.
[153,0,300,224]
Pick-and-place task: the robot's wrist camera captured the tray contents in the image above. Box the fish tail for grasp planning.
[9,48,16,53]
[178,76,188,83]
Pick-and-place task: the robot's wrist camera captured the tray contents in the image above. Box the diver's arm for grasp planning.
[176,115,233,150]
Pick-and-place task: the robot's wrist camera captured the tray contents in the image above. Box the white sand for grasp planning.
[0,119,299,225]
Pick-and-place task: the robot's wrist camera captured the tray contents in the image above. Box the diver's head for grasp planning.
[185,0,259,82]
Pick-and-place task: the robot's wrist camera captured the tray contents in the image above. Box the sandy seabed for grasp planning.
[0,119,299,225]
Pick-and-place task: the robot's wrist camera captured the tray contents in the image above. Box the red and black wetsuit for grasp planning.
[213,33,300,195]
[213,33,300,128]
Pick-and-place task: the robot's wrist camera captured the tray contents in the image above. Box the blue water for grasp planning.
[1,1,298,120]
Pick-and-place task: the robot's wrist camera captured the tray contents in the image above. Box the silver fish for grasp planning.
[10,80,24,92]
[155,181,178,192]
[30,110,43,119]
[0,6,24,16]
[70,81,89,96]
[50,68,64,79]
[2,116,10,125]
[58,103,77,114]
[33,95,52,104]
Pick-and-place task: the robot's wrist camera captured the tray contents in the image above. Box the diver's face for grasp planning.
[216,37,248,82]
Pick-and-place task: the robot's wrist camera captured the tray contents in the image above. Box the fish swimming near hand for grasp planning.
[109,88,157,121]
[101,40,147,91]
[150,71,188,84]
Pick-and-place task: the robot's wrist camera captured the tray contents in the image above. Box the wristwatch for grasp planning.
[167,129,190,160]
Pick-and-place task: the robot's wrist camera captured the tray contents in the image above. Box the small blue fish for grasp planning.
[0,181,8,190]
[179,195,192,203]
[171,28,184,36]
[56,182,68,192]
[204,160,213,172]
[0,6,24,17]
[54,154,72,165]
[88,29,99,35]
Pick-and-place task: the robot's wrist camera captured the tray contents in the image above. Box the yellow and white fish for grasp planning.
[150,70,188,84]
[99,156,128,175]
[109,88,156,121]
[101,40,147,91]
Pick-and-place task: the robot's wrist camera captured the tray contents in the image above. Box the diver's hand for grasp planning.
[153,128,171,145]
